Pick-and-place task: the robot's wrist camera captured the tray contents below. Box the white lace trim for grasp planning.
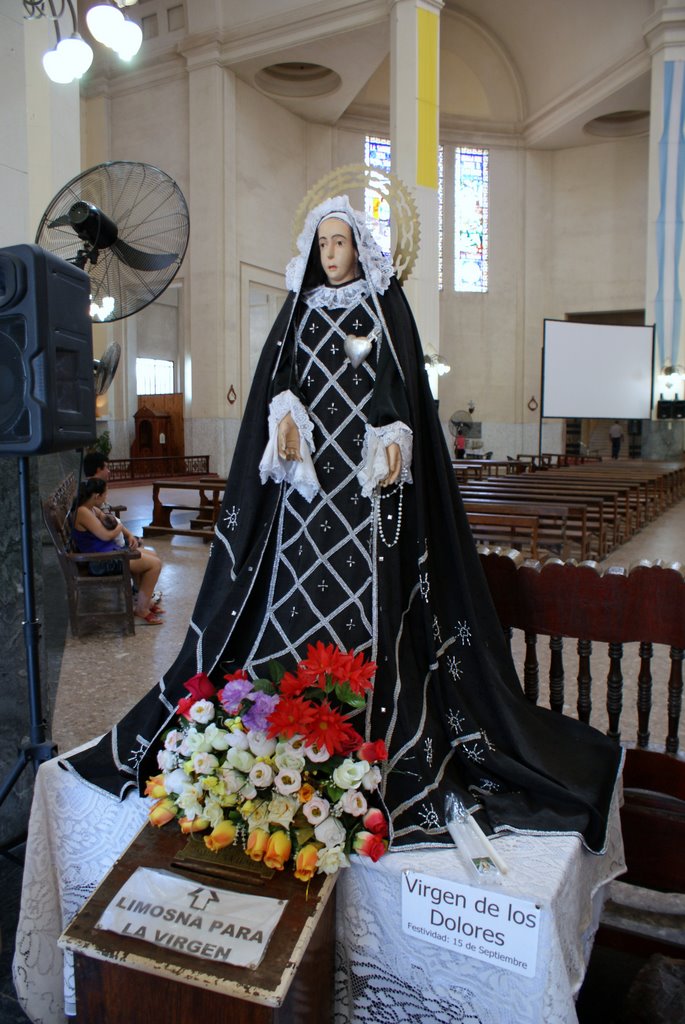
[358,421,413,497]
[303,278,370,310]
[285,195,394,296]
[258,390,320,502]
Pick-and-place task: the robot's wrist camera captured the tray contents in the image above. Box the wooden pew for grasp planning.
[478,548,685,957]
[142,479,225,542]
[465,511,540,557]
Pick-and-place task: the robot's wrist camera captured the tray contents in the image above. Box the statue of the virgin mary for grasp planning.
[66,195,621,854]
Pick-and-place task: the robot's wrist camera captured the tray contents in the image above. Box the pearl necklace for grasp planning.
[374,479,405,548]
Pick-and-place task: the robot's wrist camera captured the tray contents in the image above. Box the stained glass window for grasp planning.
[454,147,488,292]
[364,136,392,255]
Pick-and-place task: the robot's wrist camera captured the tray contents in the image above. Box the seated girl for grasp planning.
[71,478,164,625]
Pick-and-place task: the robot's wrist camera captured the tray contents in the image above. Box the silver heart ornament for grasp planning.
[344,333,373,368]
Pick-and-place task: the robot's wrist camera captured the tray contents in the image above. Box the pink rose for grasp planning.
[362,807,388,838]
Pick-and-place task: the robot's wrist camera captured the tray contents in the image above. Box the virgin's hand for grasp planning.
[381,442,401,486]
[277,413,302,462]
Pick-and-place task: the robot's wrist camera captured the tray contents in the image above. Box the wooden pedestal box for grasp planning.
[60,824,337,1024]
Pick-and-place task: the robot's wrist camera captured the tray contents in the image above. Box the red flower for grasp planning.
[304,700,364,756]
[299,641,353,687]
[184,672,216,700]
[177,695,195,719]
[363,808,388,838]
[353,830,387,862]
[358,739,388,763]
[224,670,250,682]
[265,696,317,739]
[345,650,376,695]
[279,670,308,698]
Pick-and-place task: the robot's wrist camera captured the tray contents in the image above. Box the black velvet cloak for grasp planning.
[66,276,622,854]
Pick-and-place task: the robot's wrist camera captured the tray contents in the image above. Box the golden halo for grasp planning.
[292,164,420,284]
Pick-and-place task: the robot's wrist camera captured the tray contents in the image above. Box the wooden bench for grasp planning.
[142,478,225,542]
[42,474,141,637]
[479,548,685,956]
[465,511,540,557]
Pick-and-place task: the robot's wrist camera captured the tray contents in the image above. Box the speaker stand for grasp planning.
[0,457,57,824]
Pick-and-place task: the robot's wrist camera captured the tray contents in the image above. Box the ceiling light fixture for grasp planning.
[23,0,141,85]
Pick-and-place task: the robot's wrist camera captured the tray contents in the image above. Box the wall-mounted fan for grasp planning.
[35,161,189,323]
[449,410,473,437]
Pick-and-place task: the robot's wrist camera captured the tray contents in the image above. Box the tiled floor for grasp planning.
[5,477,685,1023]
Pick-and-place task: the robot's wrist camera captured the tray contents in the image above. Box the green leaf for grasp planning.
[326,783,344,802]
[334,681,366,708]
[269,659,286,684]
[251,677,276,696]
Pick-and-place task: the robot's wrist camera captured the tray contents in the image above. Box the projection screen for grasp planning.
[541,319,655,419]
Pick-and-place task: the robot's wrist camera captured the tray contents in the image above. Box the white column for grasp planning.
[389,0,442,393]
[644,3,685,404]
[184,44,238,476]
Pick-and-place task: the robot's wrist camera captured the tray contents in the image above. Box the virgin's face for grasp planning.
[317,218,358,285]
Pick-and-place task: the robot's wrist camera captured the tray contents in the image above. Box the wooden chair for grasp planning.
[42,473,141,637]
[479,548,685,957]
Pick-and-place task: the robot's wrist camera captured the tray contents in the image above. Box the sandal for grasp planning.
[150,603,165,614]
[135,611,164,626]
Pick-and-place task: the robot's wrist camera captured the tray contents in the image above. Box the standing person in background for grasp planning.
[609,420,623,459]
[454,426,466,459]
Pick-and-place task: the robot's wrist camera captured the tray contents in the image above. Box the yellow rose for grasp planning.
[148,797,176,827]
[298,783,316,803]
[204,819,237,852]
[245,827,270,862]
[180,816,210,834]
[264,830,292,871]
[144,774,168,799]
[294,843,320,882]
[202,776,218,790]
[241,799,255,818]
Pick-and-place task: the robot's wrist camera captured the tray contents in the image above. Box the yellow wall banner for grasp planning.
[417,6,439,189]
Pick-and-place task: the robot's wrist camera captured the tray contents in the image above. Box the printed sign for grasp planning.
[97,867,287,970]
[401,870,541,977]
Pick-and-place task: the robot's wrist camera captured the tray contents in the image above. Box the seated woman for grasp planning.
[71,478,164,625]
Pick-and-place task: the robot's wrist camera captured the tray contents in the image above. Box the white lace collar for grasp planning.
[303,277,370,310]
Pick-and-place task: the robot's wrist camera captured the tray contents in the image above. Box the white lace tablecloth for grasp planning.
[334,798,626,1024]
[13,746,625,1024]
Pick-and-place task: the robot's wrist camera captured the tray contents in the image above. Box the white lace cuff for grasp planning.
[357,421,413,497]
[259,390,320,502]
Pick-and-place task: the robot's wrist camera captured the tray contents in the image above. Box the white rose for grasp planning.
[274,750,306,773]
[164,729,185,752]
[156,749,176,773]
[247,730,277,758]
[220,767,246,794]
[316,845,349,874]
[176,784,204,818]
[192,751,219,775]
[314,815,347,848]
[240,781,257,801]
[225,747,256,773]
[332,759,369,790]
[361,765,382,792]
[274,768,302,795]
[226,729,250,750]
[304,743,331,763]
[203,723,230,750]
[249,762,274,789]
[189,699,215,725]
[267,793,299,829]
[338,789,368,817]
[163,767,189,795]
[247,801,270,831]
[303,795,330,824]
[203,797,225,828]
[184,728,211,754]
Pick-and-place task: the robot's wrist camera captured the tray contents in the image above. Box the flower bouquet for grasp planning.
[146,643,389,882]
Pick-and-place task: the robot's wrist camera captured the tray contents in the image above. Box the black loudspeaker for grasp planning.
[0,243,95,455]
[673,399,685,419]
[657,400,674,419]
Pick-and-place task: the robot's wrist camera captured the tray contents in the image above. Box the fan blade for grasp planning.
[112,239,178,272]
[47,214,73,228]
